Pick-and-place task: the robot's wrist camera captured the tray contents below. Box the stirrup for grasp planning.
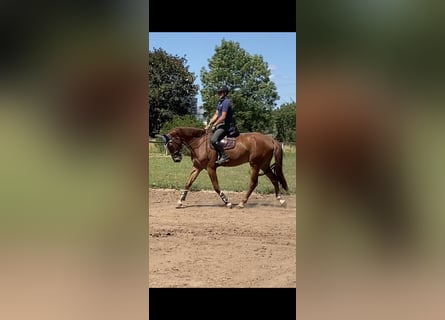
[216,155,229,164]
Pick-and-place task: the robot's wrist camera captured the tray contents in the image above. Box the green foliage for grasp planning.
[273,102,296,143]
[149,48,199,136]
[160,115,204,134]
[200,39,279,133]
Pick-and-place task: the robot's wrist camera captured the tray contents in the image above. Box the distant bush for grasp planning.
[160,115,204,134]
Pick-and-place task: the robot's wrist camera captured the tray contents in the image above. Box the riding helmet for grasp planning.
[216,85,229,94]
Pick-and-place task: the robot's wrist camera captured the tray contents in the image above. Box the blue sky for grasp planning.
[148,32,296,108]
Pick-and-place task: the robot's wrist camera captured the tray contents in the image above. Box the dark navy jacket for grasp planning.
[217,96,233,125]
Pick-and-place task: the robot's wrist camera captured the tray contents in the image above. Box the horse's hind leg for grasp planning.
[176,166,202,208]
[207,167,232,208]
[238,167,260,208]
[263,170,286,207]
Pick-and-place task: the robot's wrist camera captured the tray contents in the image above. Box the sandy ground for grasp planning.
[148,188,296,288]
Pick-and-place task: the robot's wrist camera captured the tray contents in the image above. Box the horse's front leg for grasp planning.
[176,166,202,208]
[207,167,232,208]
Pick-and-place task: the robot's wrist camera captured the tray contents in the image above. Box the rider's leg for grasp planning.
[211,128,229,163]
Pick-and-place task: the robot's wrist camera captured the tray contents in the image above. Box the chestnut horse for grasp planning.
[161,127,288,208]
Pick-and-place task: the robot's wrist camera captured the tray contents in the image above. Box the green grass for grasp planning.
[149,152,296,194]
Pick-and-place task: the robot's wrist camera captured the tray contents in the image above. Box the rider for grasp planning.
[205,85,233,165]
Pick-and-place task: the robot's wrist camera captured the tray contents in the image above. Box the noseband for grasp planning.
[165,135,183,157]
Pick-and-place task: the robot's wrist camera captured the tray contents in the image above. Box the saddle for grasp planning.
[210,137,237,150]
[209,125,240,150]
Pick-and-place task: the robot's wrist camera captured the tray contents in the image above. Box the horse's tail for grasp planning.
[272,139,289,192]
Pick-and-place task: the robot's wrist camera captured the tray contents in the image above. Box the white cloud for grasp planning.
[269,64,277,79]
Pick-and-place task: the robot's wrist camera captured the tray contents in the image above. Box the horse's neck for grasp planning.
[177,128,204,145]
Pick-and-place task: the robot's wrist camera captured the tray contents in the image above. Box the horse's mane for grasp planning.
[172,127,206,138]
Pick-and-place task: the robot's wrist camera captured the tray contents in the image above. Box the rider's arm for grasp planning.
[214,111,227,126]
[210,110,219,124]
[205,110,219,129]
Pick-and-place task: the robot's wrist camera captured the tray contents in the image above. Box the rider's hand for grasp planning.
[204,124,211,130]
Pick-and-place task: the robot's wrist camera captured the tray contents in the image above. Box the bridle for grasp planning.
[161,130,208,161]
[164,134,183,159]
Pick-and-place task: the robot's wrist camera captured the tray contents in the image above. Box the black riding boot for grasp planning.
[214,141,229,164]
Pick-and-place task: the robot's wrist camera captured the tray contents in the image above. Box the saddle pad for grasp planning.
[210,137,236,150]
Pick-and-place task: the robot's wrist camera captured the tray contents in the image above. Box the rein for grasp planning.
[181,131,208,153]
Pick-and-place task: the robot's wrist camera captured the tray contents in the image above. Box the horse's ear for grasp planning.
[155,134,169,144]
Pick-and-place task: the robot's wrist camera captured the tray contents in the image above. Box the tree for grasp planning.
[273,101,296,143]
[200,39,279,133]
[149,48,199,137]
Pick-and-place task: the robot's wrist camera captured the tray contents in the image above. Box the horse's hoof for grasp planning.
[279,199,287,207]
[176,202,186,209]
[237,203,245,209]
[226,202,233,209]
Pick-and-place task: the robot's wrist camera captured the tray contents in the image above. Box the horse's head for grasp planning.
[161,134,183,162]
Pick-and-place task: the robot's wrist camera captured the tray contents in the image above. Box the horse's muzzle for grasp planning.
[172,154,182,162]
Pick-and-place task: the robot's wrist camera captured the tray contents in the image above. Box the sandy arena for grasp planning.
[149,188,296,288]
